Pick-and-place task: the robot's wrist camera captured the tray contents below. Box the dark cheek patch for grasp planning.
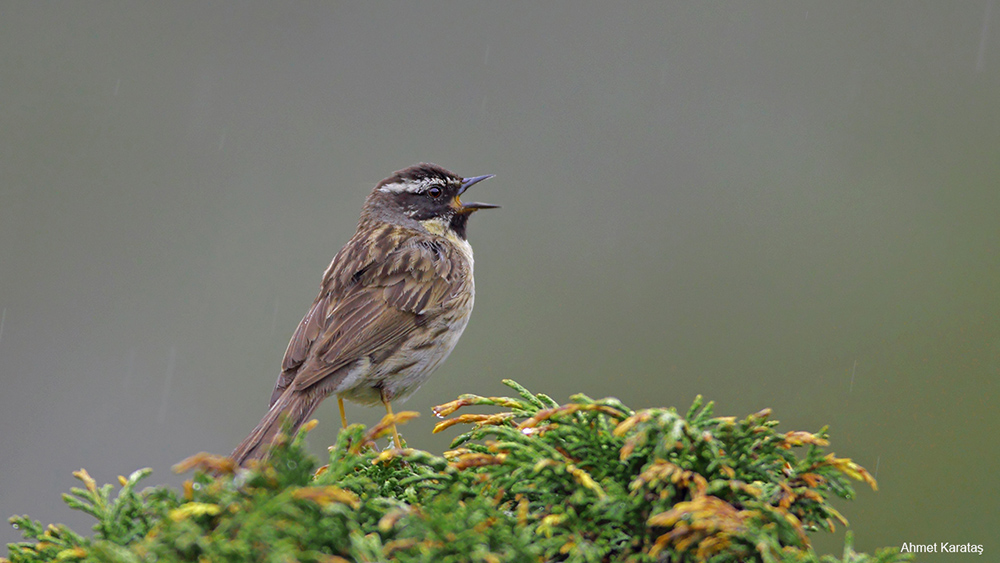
[396,189,462,222]
[399,193,426,219]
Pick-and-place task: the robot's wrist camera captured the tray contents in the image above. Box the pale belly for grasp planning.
[337,284,475,406]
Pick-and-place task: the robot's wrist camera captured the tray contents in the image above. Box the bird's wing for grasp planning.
[270,290,329,406]
[269,236,460,404]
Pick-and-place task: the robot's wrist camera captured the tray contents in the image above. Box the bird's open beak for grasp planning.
[453,174,499,212]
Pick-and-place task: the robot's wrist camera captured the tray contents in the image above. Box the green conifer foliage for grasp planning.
[7,380,909,563]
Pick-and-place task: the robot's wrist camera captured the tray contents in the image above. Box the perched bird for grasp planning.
[231,163,497,465]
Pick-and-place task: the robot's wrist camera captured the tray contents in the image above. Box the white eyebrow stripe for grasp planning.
[379,178,438,194]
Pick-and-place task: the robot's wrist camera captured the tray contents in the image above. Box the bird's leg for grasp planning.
[338,396,348,429]
[381,389,401,448]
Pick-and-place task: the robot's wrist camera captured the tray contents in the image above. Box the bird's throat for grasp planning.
[418,216,475,268]
[419,215,469,242]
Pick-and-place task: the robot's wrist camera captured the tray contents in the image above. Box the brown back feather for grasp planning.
[269,223,466,404]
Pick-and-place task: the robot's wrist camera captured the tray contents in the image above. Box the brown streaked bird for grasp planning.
[231,163,497,466]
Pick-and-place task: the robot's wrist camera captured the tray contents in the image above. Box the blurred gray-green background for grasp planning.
[2,2,998,557]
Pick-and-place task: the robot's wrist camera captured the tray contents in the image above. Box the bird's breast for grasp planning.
[339,238,478,406]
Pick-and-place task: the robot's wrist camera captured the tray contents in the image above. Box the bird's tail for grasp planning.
[231,389,322,467]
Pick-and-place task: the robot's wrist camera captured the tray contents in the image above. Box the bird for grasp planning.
[231,163,497,465]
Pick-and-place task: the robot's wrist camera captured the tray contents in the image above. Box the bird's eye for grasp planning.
[426,186,443,198]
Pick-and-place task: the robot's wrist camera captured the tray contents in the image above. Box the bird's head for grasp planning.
[365,163,498,240]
